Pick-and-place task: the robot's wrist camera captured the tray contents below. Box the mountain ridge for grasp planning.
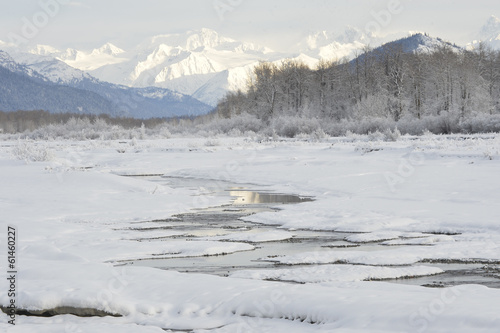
[2,17,500,112]
[0,50,212,118]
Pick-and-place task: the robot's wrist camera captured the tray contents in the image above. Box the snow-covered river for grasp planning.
[124,176,500,288]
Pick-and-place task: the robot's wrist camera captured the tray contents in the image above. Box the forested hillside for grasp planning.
[215,34,500,136]
[0,66,117,115]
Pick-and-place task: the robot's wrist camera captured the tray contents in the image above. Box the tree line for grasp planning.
[0,110,170,134]
[215,37,500,135]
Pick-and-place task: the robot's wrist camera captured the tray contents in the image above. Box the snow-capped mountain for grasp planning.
[22,28,290,106]
[21,28,417,107]
[349,33,463,68]
[5,21,499,112]
[90,42,125,56]
[29,43,128,71]
[89,29,340,106]
[479,15,500,42]
[467,15,500,50]
[298,27,372,60]
[297,27,409,61]
[378,33,462,54]
[85,28,281,106]
[0,50,117,116]
[0,49,212,118]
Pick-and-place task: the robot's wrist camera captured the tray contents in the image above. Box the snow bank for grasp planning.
[230,264,444,283]
[2,258,500,332]
[265,239,500,266]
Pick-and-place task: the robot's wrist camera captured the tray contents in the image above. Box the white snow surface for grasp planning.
[1,135,500,332]
[230,264,444,283]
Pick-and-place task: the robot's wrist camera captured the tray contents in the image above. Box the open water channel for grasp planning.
[123,176,500,289]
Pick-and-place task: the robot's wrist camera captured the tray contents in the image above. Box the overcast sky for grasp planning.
[1,0,499,51]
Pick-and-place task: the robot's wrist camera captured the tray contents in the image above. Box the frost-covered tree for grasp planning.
[407,52,425,118]
[247,61,279,122]
[211,41,500,137]
[383,46,408,121]
[273,59,312,116]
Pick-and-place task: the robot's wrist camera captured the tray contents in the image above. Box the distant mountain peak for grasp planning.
[339,26,369,44]
[484,15,500,28]
[185,28,230,50]
[91,43,125,56]
[302,26,371,50]
[147,28,234,53]
[29,44,60,56]
[304,31,331,50]
[487,14,500,23]
[479,15,500,41]
[373,33,461,55]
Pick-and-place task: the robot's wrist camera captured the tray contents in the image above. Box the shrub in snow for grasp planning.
[395,116,427,135]
[310,128,329,141]
[155,126,172,139]
[483,149,498,160]
[204,138,220,147]
[417,112,461,134]
[271,116,321,138]
[367,130,386,141]
[358,118,395,135]
[228,128,243,137]
[322,122,345,137]
[139,123,146,139]
[384,128,401,141]
[344,130,362,142]
[395,113,463,136]
[459,114,500,134]
[222,113,264,134]
[194,114,264,136]
[12,140,55,162]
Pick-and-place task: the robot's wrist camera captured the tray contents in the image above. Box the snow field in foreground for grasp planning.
[1,135,500,332]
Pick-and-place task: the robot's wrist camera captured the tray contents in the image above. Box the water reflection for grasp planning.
[230,191,313,205]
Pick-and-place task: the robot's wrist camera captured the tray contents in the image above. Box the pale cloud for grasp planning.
[0,0,499,51]
[66,2,91,9]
